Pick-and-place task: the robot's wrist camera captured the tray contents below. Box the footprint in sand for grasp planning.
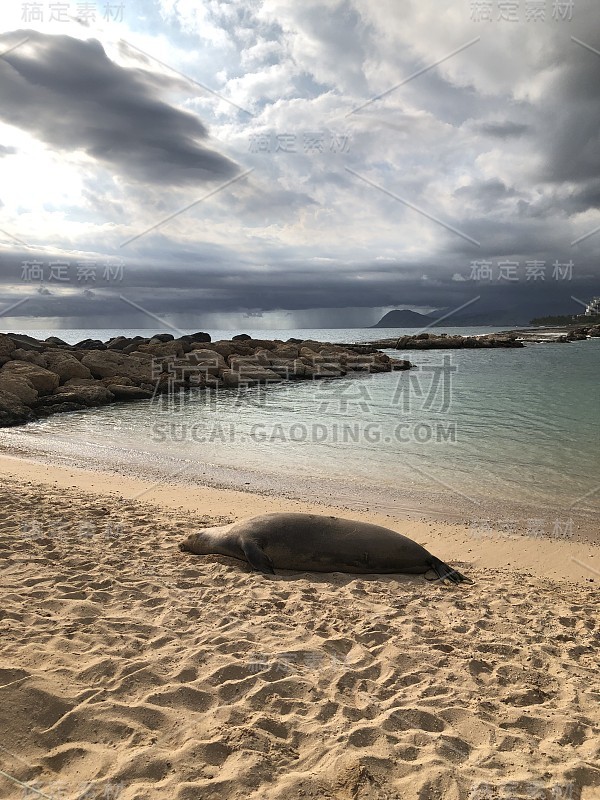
[382,708,445,733]
[146,686,215,713]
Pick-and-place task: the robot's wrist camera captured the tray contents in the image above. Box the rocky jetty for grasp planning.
[0,333,413,428]
[365,325,600,350]
[364,332,525,349]
[500,324,600,344]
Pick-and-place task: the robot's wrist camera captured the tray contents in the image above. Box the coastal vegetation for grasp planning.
[530,313,600,326]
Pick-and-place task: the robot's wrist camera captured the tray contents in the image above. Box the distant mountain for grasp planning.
[371,309,437,327]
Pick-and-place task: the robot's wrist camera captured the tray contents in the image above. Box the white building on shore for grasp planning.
[584,297,600,316]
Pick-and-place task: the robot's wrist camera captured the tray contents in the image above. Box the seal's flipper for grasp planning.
[427,556,473,585]
[242,541,275,574]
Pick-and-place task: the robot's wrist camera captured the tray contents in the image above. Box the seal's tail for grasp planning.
[426,556,473,585]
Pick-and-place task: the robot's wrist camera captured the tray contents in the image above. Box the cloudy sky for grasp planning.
[0,0,599,330]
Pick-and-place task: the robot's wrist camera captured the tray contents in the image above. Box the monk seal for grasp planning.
[179,512,471,584]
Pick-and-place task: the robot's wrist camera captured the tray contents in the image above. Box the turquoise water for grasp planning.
[0,328,598,519]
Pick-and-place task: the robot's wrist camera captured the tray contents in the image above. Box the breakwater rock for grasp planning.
[501,324,600,343]
[0,333,413,428]
[364,332,525,349]
[365,325,600,350]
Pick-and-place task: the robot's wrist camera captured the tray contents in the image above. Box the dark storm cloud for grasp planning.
[1,243,597,325]
[565,178,600,215]
[537,42,600,186]
[0,30,238,186]
[0,277,591,325]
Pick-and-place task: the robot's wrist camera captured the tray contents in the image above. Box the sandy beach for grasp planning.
[0,454,598,800]
[3,0,600,796]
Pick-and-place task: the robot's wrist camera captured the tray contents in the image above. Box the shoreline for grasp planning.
[1,451,597,584]
[1,412,598,544]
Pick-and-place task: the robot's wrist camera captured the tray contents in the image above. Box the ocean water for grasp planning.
[0,327,598,522]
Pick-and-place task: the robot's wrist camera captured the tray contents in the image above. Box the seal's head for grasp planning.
[179,530,210,554]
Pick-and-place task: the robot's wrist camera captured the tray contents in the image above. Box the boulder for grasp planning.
[183,331,211,343]
[0,374,38,405]
[344,355,375,371]
[6,334,44,351]
[231,343,254,356]
[255,349,276,365]
[122,339,150,354]
[43,351,93,384]
[229,354,272,369]
[390,359,413,370]
[188,348,227,364]
[232,333,252,341]
[267,358,308,378]
[136,340,185,358]
[52,385,115,406]
[100,376,134,387]
[1,361,60,395]
[242,339,279,351]
[202,341,237,359]
[106,336,133,351]
[106,384,153,400]
[64,378,98,387]
[0,334,16,361]
[35,401,88,416]
[0,388,36,425]
[272,344,299,359]
[367,363,389,374]
[11,348,47,367]
[185,350,227,376]
[44,336,70,346]
[204,375,224,389]
[221,368,283,387]
[75,338,107,350]
[246,358,311,379]
[80,350,154,384]
[301,340,327,351]
[298,352,347,375]
[149,333,175,343]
